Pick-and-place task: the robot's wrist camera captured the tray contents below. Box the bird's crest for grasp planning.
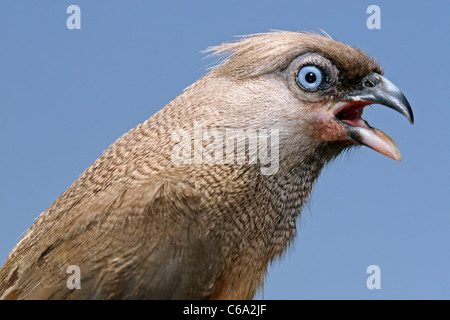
[203,30,382,86]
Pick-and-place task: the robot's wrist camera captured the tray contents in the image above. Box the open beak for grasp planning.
[333,73,414,161]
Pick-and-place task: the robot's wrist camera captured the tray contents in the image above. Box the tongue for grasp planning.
[347,126,402,161]
[341,117,368,128]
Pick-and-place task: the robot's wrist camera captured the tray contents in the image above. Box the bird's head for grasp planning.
[202,31,413,165]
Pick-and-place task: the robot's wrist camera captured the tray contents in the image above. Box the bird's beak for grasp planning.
[332,73,414,161]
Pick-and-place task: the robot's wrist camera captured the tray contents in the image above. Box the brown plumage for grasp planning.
[0,31,413,299]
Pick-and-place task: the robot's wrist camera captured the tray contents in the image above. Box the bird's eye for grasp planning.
[297,65,324,91]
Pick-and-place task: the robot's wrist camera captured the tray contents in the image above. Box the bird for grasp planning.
[0,31,413,300]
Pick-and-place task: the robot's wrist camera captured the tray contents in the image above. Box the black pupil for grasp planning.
[305,72,316,83]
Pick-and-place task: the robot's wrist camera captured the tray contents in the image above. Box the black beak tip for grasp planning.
[399,96,414,125]
[406,103,414,125]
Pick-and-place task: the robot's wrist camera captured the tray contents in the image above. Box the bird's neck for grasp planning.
[254,141,346,254]
[209,142,343,299]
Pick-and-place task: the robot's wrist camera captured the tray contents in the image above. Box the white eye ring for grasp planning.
[297,65,324,91]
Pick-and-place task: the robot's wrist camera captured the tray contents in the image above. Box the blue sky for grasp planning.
[0,1,448,299]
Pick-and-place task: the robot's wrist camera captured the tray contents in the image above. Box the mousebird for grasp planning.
[0,31,414,299]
